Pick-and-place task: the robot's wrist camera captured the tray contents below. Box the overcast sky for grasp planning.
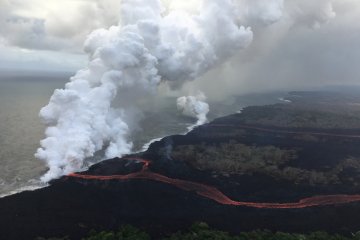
[0,0,359,92]
[190,0,360,95]
[0,0,122,71]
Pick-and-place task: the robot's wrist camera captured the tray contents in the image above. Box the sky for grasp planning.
[0,0,122,71]
[0,0,359,93]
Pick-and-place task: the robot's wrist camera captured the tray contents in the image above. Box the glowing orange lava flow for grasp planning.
[68,158,360,209]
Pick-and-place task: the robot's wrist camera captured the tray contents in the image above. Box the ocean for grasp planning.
[0,71,286,197]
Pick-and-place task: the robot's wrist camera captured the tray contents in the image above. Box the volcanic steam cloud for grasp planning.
[36,0,336,181]
[35,0,254,182]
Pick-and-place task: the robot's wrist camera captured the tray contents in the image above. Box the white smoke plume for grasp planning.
[36,0,253,182]
[186,0,344,101]
[177,92,210,127]
[285,0,336,28]
[236,0,335,28]
[237,0,284,25]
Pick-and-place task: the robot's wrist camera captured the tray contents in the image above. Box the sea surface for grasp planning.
[0,71,286,197]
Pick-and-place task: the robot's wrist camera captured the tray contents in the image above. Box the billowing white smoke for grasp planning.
[177,92,209,127]
[237,0,284,25]
[236,0,336,28]
[186,0,342,100]
[36,0,253,182]
[286,0,336,28]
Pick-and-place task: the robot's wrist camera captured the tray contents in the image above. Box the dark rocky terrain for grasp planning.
[1,91,360,240]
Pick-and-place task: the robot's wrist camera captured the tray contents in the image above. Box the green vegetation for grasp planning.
[237,105,360,129]
[171,141,297,175]
[39,223,360,240]
[82,225,150,240]
[171,141,360,186]
[36,237,70,240]
[164,223,360,240]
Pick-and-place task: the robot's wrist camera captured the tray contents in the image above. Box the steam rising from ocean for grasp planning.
[35,0,338,182]
[35,0,254,182]
[177,92,209,128]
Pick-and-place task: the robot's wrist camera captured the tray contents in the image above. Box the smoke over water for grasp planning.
[177,92,209,128]
[36,0,341,182]
[35,0,254,182]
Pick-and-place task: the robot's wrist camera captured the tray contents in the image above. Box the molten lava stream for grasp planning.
[68,157,360,209]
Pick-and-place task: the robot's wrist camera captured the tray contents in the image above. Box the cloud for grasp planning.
[0,0,359,85]
[237,0,284,25]
[0,0,120,71]
[0,0,121,52]
[183,0,360,100]
[285,0,336,28]
[0,45,86,72]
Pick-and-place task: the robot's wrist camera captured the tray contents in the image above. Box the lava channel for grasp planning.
[68,157,360,209]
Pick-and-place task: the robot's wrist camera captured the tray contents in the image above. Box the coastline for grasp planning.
[2,99,360,239]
